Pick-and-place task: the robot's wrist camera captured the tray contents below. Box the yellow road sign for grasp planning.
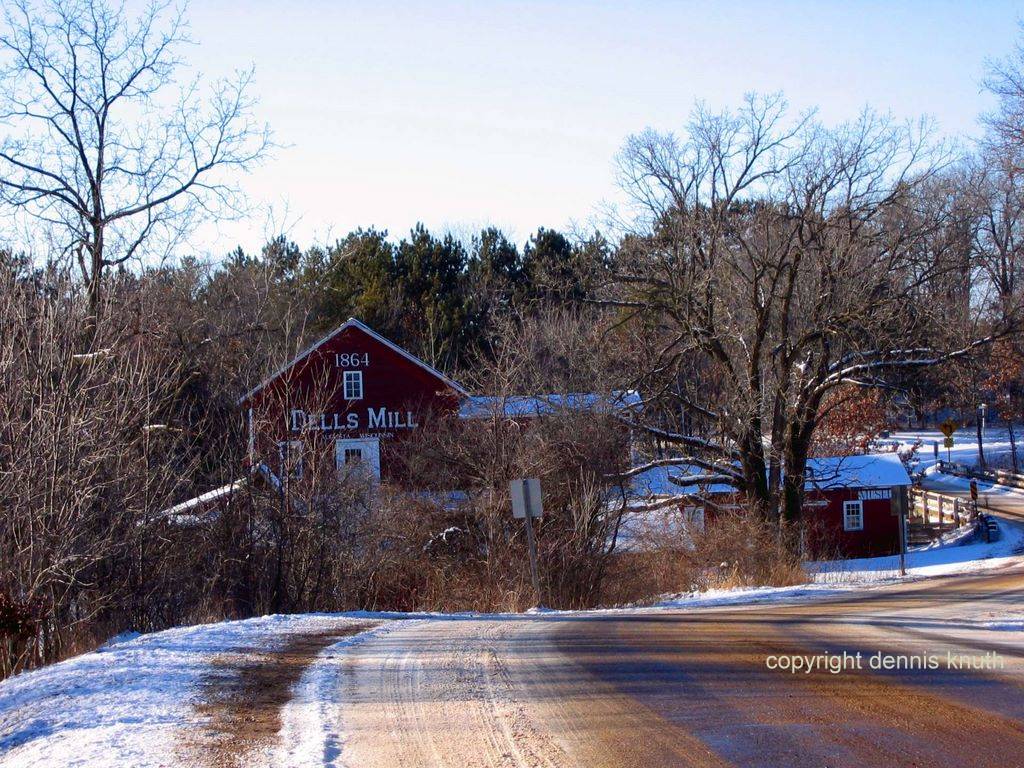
[939,419,958,438]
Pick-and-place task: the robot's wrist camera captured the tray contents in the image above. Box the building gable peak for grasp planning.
[237,317,469,405]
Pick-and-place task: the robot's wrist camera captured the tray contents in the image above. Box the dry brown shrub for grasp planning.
[690,509,808,591]
[596,506,808,607]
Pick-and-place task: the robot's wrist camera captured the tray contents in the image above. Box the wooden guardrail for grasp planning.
[909,487,977,527]
[907,487,987,546]
[935,460,1024,490]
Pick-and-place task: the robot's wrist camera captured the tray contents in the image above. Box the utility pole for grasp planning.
[977,403,987,470]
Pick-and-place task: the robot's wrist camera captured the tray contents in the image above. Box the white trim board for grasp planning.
[237,317,470,405]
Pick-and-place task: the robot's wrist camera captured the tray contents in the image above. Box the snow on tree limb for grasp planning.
[665,472,739,487]
[816,333,1004,395]
[71,349,113,363]
[618,494,694,513]
[610,456,743,481]
[616,417,741,460]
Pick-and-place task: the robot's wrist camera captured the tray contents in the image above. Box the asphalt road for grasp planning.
[920,470,1024,527]
[339,487,1024,768]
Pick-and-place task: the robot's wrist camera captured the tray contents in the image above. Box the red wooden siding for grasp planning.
[804,488,901,558]
[242,321,462,481]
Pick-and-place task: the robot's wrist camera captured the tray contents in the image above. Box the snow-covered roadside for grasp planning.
[882,426,1020,472]
[811,517,1024,582]
[3,473,1023,768]
[920,464,1024,495]
[0,614,376,768]
[983,616,1024,631]
[645,514,1024,612]
[274,621,412,768]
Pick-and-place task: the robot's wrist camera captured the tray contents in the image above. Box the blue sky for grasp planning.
[171,0,1021,255]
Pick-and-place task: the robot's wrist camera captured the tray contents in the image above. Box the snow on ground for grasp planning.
[810,517,1024,583]
[644,582,864,610]
[0,614,374,768]
[2,554,1023,767]
[807,469,1024,583]
[649,479,1024,610]
[3,473,1024,767]
[983,617,1024,631]
[921,465,1024,499]
[599,500,1024,613]
[274,621,408,768]
[879,426,1020,472]
[642,520,1023,611]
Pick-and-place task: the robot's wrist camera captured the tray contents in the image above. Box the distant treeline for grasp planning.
[217,224,612,372]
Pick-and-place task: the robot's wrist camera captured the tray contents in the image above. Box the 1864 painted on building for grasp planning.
[239,318,467,481]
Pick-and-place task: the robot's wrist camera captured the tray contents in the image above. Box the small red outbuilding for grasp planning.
[627,452,912,559]
[802,453,911,558]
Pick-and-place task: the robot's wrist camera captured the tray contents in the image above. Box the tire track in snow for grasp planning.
[182,619,377,768]
[338,619,571,768]
[273,620,399,768]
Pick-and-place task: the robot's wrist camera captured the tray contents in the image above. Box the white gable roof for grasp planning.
[629,463,735,498]
[459,390,641,419]
[804,453,911,490]
[238,317,469,405]
[626,451,910,502]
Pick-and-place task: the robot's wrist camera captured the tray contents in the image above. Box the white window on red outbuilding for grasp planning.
[843,499,864,531]
[343,370,363,400]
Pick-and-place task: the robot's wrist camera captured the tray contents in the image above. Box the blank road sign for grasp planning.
[510,478,543,519]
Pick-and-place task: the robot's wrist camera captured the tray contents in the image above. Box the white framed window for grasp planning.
[343,370,363,400]
[278,440,303,480]
[843,500,864,531]
[335,438,381,480]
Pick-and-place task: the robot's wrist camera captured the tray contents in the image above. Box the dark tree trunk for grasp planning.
[1009,422,1019,474]
[976,416,987,470]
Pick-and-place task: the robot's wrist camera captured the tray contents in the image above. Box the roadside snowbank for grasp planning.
[984,617,1024,631]
[921,465,1024,498]
[3,469,1023,767]
[0,614,373,768]
[648,514,1024,611]
[646,582,861,610]
[274,621,407,768]
[811,517,1024,583]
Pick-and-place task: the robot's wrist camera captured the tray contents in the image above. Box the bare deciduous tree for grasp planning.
[984,25,1024,166]
[0,0,270,320]
[610,94,1017,532]
[0,253,206,675]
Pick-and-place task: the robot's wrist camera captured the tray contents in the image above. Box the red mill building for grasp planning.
[161,317,906,560]
[239,318,470,482]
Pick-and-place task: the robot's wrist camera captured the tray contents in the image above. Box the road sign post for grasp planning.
[894,486,907,577]
[511,478,543,607]
[939,419,958,464]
